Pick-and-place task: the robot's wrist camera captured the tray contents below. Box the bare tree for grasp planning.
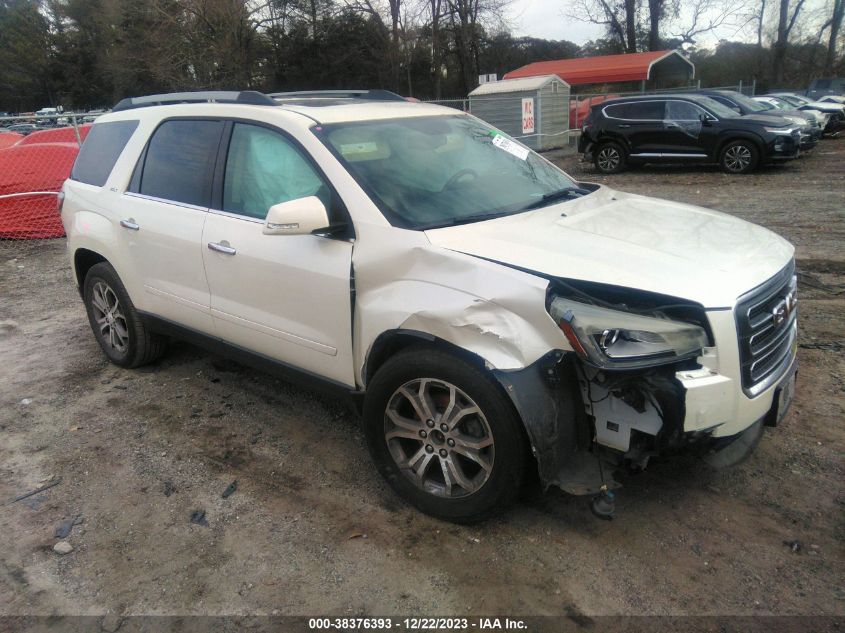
[823,0,844,73]
[569,0,639,52]
[669,0,749,46]
[444,0,510,94]
[647,0,665,50]
[772,0,806,84]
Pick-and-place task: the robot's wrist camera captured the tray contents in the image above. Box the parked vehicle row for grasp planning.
[579,89,844,174]
[0,109,109,135]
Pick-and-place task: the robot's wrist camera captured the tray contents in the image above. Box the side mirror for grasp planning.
[263,196,330,236]
[699,113,713,126]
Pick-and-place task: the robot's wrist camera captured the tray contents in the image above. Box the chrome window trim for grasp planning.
[601,98,719,123]
[208,208,265,224]
[123,191,207,212]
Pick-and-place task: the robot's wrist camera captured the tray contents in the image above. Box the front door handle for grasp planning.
[618,124,631,128]
[120,218,140,231]
[208,241,236,255]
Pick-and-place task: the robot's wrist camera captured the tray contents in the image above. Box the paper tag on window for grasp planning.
[491,134,529,161]
[339,141,379,155]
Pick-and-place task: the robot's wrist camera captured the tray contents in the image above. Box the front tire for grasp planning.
[83,262,167,368]
[363,347,526,523]
[719,140,759,174]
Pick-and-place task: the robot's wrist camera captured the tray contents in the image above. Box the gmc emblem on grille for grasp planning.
[771,289,797,328]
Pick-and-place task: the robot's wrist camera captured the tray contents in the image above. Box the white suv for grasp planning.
[61,90,798,522]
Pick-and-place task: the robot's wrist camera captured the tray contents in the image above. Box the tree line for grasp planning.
[0,0,842,113]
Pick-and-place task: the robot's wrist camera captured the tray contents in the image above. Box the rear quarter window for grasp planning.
[70,120,139,186]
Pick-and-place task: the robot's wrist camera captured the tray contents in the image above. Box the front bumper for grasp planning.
[767,133,801,160]
[583,286,798,460]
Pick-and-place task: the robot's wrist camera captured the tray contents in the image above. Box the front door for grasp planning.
[201,122,355,386]
[660,100,712,156]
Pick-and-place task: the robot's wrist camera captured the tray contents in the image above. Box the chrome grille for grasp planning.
[735,262,797,397]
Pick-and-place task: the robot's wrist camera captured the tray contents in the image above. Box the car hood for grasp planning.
[802,102,844,112]
[425,186,794,308]
[737,113,792,126]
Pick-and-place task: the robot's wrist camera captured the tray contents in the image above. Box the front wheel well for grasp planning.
[73,248,108,296]
[363,330,489,387]
[716,135,764,158]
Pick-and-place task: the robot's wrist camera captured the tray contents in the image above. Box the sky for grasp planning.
[503,0,830,49]
[505,1,604,45]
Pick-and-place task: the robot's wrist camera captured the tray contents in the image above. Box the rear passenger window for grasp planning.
[71,120,139,186]
[627,101,665,120]
[138,120,224,207]
[604,102,665,120]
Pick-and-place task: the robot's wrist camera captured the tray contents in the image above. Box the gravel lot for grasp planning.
[1,141,843,620]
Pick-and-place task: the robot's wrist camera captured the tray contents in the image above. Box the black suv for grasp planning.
[578,94,801,174]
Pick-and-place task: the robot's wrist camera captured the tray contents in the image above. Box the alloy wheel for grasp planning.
[384,378,495,498]
[597,146,621,171]
[724,145,752,172]
[91,281,129,353]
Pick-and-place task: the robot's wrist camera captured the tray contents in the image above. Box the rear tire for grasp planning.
[363,346,526,523]
[719,140,759,174]
[593,141,627,174]
[83,262,167,368]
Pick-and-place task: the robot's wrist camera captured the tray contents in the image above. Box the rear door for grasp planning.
[119,119,225,334]
[201,121,355,386]
[604,101,666,154]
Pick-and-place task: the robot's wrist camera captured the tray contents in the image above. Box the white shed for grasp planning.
[468,75,570,151]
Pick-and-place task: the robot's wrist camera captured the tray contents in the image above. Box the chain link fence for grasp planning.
[0,114,93,249]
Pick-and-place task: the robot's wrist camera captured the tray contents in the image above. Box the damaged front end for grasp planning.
[495,278,731,496]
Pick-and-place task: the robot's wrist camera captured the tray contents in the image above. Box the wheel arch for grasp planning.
[715,132,765,159]
[596,133,632,155]
[73,248,109,297]
[362,330,600,494]
[363,329,489,387]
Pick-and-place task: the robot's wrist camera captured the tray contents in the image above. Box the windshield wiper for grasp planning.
[520,186,592,211]
[418,210,521,230]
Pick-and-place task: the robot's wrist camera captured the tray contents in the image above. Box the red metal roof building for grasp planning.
[504,50,694,87]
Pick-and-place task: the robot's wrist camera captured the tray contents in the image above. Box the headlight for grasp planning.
[764,126,797,135]
[549,297,708,369]
[784,116,806,126]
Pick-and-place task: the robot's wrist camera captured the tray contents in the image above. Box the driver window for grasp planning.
[665,101,704,121]
[223,123,330,220]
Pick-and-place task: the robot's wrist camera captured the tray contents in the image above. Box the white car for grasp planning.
[61,90,798,522]
[815,95,845,105]
[753,95,829,128]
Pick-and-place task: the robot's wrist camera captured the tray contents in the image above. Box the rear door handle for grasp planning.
[119,218,140,231]
[618,124,631,128]
[208,241,236,255]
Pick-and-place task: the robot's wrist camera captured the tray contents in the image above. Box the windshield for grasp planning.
[697,97,741,119]
[764,97,788,109]
[778,95,804,107]
[316,115,577,229]
[733,93,769,112]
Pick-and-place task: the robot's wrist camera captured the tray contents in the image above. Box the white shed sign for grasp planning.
[521,97,535,135]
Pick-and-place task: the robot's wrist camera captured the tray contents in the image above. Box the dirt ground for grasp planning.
[1,140,843,620]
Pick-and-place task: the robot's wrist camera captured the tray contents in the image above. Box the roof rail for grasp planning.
[112,90,276,112]
[269,89,406,102]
